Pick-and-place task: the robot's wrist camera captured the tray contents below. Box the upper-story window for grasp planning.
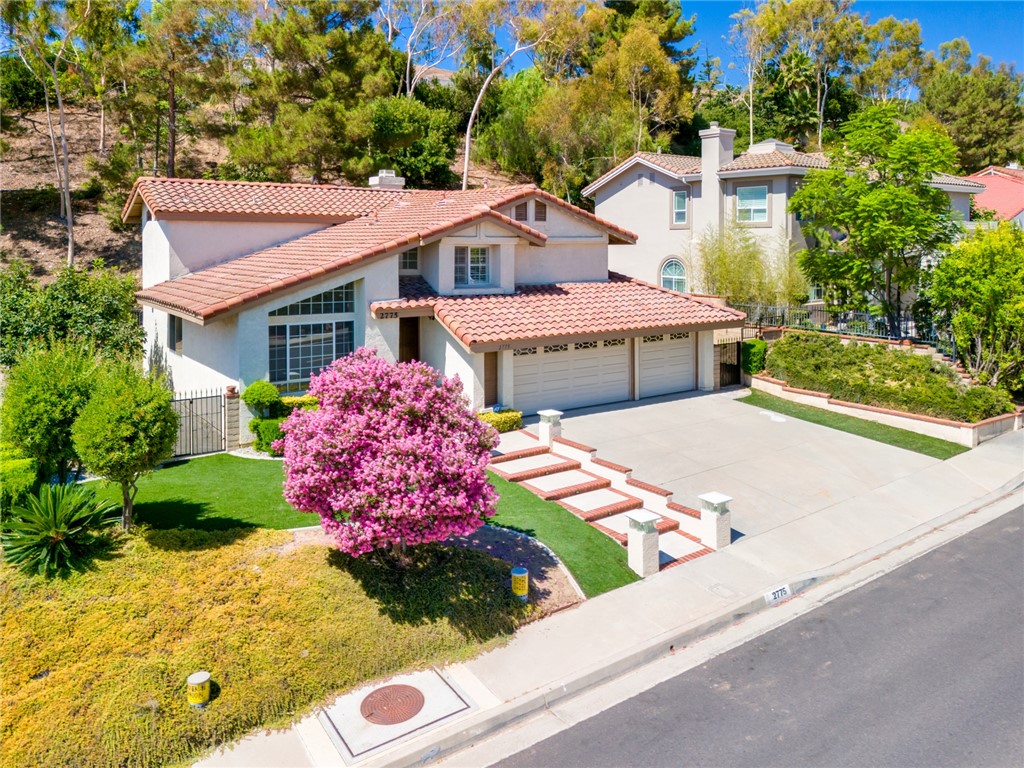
[399,247,418,270]
[514,202,529,221]
[737,185,769,223]
[534,201,547,222]
[661,259,687,292]
[455,246,490,287]
[672,190,688,225]
[167,315,183,354]
[269,283,354,316]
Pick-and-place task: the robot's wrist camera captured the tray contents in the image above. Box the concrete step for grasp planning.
[489,453,581,483]
[489,444,550,464]
[555,487,644,522]
[519,469,611,501]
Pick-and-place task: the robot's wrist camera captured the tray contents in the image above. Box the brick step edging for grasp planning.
[489,457,581,483]
[557,495,643,522]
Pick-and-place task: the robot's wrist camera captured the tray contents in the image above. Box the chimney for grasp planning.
[369,169,406,190]
[698,121,736,236]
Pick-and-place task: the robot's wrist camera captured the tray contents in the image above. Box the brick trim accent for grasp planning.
[489,445,550,464]
[667,501,701,519]
[552,436,597,453]
[488,457,581,483]
[626,477,673,496]
[522,474,610,502]
[557,493,642,522]
[592,457,632,474]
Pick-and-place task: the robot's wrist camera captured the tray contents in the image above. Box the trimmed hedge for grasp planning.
[478,410,523,433]
[249,417,286,455]
[241,380,281,417]
[766,332,1014,423]
[741,338,768,375]
[0,444,37,518]
[281,394,318,413]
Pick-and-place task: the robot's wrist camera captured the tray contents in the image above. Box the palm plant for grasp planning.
[2,484,120,577]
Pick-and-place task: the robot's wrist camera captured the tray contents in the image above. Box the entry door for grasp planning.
[399,317,420,363]
[484,352,498,407]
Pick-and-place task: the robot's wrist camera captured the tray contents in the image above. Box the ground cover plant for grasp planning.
[0,529,526,768]
[488,473,638,597]
[738,390,969,460]
[765,332,1013,423]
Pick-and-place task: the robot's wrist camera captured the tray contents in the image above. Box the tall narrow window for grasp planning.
[534,201,547,222]
[399,248,418,270]
[168,315,183,354]
[514,202,528,221]
[660,259,687,292]
[454,246,490,287]
[737,185,768,223]
[672,190,688,225]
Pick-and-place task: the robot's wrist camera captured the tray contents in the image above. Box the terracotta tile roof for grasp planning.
[966,168,1024,219]
[135,185,638,322]
[583,152,701,196]
[370,273,745,350]
[121,177,402,223]
[930,172,985,191]
[719,150,830,172]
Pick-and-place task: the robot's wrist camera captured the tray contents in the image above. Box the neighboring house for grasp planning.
[125,174,744,426]
[582,123,986,294]
[966,164,1024,226]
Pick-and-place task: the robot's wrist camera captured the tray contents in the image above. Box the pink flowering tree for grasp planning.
[277,348,499,559]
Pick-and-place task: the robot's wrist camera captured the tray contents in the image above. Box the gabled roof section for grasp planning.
[370,273,745,351]
[966,166,1024,219]
[719,150,829,172]
[121,176,402,224]
[582,152,702,197]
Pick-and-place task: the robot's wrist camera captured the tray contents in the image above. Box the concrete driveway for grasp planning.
[536,389,1009,542]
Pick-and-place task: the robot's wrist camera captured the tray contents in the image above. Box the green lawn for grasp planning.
[488,472,638,597]
[738,390,970,460]
[90,454,637,597]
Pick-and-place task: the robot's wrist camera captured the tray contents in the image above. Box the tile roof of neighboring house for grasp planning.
[369,273,745,350]
[718,150,830,172]
[582,152,702,196]
[965,166,1024,219]
[136,185,638,322]
[122,177,403,223]
[930,172,986,191]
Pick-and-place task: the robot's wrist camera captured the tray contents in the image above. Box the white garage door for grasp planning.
[638,332,694,398]
[513,340,630,415]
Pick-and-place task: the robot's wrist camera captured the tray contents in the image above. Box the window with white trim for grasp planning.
[454,246,490,287]
[168,315,183,354]
[661,259,687,292]
[736,185,768,223]
[399,248,418,270]
[672,190,687,224]
[269,283,354,316]
[269,322,355,392]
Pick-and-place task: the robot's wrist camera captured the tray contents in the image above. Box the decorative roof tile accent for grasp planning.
[122,177,403,222]
[135,185,638,322]
[370,273,745,350]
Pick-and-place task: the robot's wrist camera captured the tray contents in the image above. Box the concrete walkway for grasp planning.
[196,392,1023,768]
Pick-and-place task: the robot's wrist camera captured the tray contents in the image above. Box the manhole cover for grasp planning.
[360,684,425,725]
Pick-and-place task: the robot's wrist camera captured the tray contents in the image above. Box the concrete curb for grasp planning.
[374,472,1024,767]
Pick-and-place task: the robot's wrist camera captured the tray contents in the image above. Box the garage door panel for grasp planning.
[514,342,629,415]
[639,334,694,398]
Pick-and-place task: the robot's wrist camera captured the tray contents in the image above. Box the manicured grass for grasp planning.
[89,453,314,530]
[738,390,970,460]
[0,530,526,768]
[91,455,637,597]
[488,472,639,598]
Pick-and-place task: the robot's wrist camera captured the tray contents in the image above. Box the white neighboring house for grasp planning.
[125,174,744,435]
[582,123,986,295]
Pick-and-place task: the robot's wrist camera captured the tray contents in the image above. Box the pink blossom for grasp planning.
[277,348,499,557]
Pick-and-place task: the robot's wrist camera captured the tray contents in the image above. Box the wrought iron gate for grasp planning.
[171,390,225,458]
[718,341,741,387]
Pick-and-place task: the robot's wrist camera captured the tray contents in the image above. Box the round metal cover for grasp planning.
[360,684,425,725]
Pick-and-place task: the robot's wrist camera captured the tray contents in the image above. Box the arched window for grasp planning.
[660,259,687,292]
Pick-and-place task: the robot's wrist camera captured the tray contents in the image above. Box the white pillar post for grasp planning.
[625,510,661,577]
[698,491,732,550]
[537,409,563,447]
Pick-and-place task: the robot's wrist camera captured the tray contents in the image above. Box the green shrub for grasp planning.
[280,394,318,413]
[741,338,768,375]
[241,380,282,417]
[765,332,1014,422]
[1,484,120,577]
[249,417,286,454]
[0,444,37,518]
[478,410,523,433]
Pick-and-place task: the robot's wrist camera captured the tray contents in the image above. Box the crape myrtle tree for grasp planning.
[278,348,499,560]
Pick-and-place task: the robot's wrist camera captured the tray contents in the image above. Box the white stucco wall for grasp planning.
[144,306,239,394]
[419,316,481,408]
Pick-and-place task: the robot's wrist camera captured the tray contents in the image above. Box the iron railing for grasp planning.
[171,390,225,458]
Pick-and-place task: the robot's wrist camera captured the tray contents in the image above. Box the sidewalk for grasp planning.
[197,427,1023,768]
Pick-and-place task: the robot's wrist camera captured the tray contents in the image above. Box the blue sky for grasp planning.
[684,1,1024,88]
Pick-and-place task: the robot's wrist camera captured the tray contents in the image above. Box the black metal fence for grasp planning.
[171,390,225,458]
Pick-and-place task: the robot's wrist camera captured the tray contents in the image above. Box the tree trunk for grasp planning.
[154,113,161,175]
[462,47,527,190]
[98,73,106,153]
[166,67,177,178]
[121,483,135,530]
[43,86,65,220]
[748,67,755,144]
[49,62,75,267]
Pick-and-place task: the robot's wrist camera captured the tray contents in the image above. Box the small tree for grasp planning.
[73,362,179,529]
[695,223,807,305]
[279,348,499,559]
[929,222,1024,395]
[1,341,98,484]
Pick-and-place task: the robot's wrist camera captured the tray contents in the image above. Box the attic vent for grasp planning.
[637,173,644,187]
[514,202,528,222]
[534,201,547,222]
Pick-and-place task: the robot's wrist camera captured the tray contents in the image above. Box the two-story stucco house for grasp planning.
[582,123,986,295]
[125,175,744,421]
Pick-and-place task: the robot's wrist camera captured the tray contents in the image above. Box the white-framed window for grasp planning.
[672,190,688,225]
[809,284,825,302]
[269,321,355,392]
[737,185,769,223]
[454,246,490,287]
[660,259,687,292]
[399,247,418,270]
[269,283,354,316]
[167,315,183,354]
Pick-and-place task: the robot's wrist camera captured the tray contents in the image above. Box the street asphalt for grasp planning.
[496,505,1024,768]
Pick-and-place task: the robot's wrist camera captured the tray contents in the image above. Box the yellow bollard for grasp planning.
[187,671,211,708]
[511,567,529,602]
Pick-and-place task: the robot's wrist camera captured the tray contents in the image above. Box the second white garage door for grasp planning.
[513,340,630,415]
[638,332,695,398]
